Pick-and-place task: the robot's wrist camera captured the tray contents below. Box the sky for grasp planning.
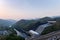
[0,0,60,20]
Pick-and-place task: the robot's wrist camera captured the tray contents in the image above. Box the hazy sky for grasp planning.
[0,0,60,20]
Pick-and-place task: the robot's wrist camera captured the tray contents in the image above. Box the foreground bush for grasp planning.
[5,34,25,40]
[0,34,25,40]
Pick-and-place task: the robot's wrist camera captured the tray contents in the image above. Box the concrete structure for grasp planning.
[35,23,52,34]
[14,29,28,38]
[25,30,60,40]
[27,22,54,38]
[48,21,56,23]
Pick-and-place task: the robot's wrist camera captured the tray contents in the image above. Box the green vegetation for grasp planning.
[12,17,60,35]
[0,34,24,40]
[5,34,24,40]
[12,17,48,31]
[12,19,38,31]
[41,21,60,35]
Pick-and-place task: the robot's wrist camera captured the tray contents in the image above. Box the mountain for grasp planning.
[7,19,17,23]
[11,16,60,38]
[0,19,16,27]
[12,19,48,31]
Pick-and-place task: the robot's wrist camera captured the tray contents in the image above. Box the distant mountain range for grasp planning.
[0,19,16,27]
